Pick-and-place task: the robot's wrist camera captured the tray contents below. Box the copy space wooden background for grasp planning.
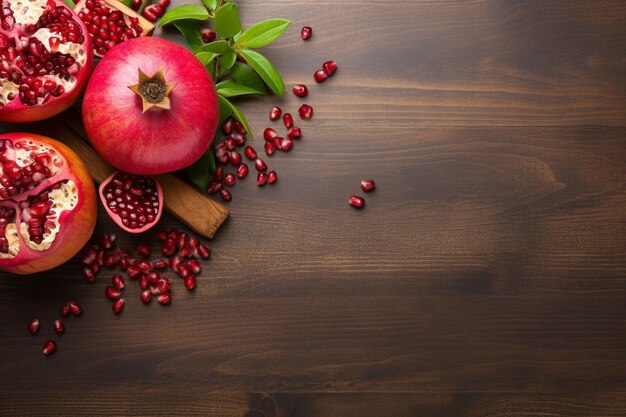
[1,0,625,415]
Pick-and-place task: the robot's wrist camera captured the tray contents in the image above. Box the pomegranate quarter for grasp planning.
[82,37,219,175]
[0,133,97,274]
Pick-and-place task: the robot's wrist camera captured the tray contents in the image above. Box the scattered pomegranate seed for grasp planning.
[348,195,365,208]
[136,244,151,257]
[184,276,197,291]
[27,319,40,335]
[269,106,282,121]
[264,128,278,141]
[197,244,211,259]
[229,151,242,166]
[155,231,168,240]
[140,290,152,304]
[153,259,168,269]
[157,292,172,306]
[214,167,225,181]
[138,275,149,289]
[59,304,70,318]
[112,298,125,315]
[257,172,268,186]
[84,268,96,282]
[220,188,232,202]
[68,301,83,317]
[265,142,276,156]
[42,340,57,356]
[222,118,234,135]
[298,104,314,120]
[207,181,222,194]
[281,138,294,152]
[283,113,293,128]
[314,70,328,83]
[112,274,125,289]
[322,60,337,76]
[187,259,202,274]
[301,26,312,40]
[237,163,249,179]
[287,127,302,139]
[293,84,308,97]
[361,179,376,192]
[268,171,278,184]
[223,173,236,187]
[244,146,257,160]
[201,28,217,43]
[53,319,65,335]
[233,120,246,134]
[254,158,268,172]
[106,286,122,300]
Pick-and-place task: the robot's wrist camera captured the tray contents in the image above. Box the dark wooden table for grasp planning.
[2,1,626,415]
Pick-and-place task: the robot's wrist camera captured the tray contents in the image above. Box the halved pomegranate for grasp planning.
[0,0,93,123]
[74,0,154,58]
[99,171,163,234]
[0,133,97,274]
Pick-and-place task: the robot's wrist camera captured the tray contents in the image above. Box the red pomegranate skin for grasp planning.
[82,37,219,175]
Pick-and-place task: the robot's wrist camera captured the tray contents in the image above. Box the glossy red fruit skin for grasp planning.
[301,26,312,40]
[0,0,94,123]
[83,37,219,175]
[322,60,338,76]
[0,133,97,274]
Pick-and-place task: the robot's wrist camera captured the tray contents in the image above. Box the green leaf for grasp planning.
[62,0,74,6]
[218,51,237,77]
[218,95,253,140]
[201,0,218,11]
[235,19,291,49]
[119,0,131,6]
[216,80,264,98]
[200,40,230,54]
[186,150,215,190]
[160,5,209,27]
[214,2,242,38]
[238,49,284,96]
[231,62,265,94]
[195,51,219,66]
[172,20,203,53]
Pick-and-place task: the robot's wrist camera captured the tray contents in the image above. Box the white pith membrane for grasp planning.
[0,0,86,107]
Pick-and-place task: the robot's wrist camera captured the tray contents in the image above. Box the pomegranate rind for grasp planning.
[0,133,97,274]
[98,171,163,234]
[0,0,94,123]
[83,37,219,175]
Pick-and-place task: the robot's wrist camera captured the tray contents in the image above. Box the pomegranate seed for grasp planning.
[187,259,202,274]
[264,142,276,156]
[222,117,234,135]
[112,298,125,315]
[136,244,151,257]
[197,244,211,259]
[269,106,282,121]
[118,257,131,271]
[244,146,257,160]
[298,104,314,120]
[156,277,171,292]
[59,304,70,318]
[348,195,365,208]
[184,275,197,291]
[42,340,57,356]
[127,264,142,278]
[314,70,329,83]
[136,259,151,273]
[207,181,222,194]
[360,179,376,192]
[140,290,152,304]
[156,231,168,240]
[53,319,65,335]
[283,113,293,128]
[214,167,225,181]
[106,286,122,300]
[257,172,268,186]
[237,163,249,179]
[112,274,125,289]
[201,28,217,43]
[153,259,168,270]
[158,292,172,306]
[27,319,40,335]
[293,84,308,97]
[84,267,96,282]
[323,60,337,76]
[223,173,236,187]
[142,8,157,22]
[146,271,160,284]
[287,127,302,139]
[264,128,278,141]
[267,170,278,184]
[254,159,268,172]
[169,256,182,271]
[138,275,149,290]
[301,26,312,40]
[220,188,232,202]
[281,138,293,152]
[234,121,246,134]
[229,151,242,166]
[69,301,83,317]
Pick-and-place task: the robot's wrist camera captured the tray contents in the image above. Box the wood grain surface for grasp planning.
[1,0,625,415]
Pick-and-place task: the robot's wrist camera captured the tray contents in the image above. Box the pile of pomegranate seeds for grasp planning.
[27,300,84,356]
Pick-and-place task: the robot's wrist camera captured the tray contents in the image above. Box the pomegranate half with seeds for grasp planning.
[0,133,97,274]
[0,0,93,123]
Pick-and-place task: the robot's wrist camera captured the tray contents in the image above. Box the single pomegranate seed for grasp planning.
[214,167,224,181]
[158,292,172,306]
[264,128,278,141]
[287,127,302,139]
[159,0,170,7]
[267,171,278,184]
[142,7,157,22]
[283,113,293,128]
[156,231,168,240]
[146,271,160,284]
[112,274,125,289]
[27,319,40,335]
[301,26,312,40]
[69,301,83,317]
[59,304,70,318]
[298,104,314,120]
[293,84,308,97]
[169,256,182,271]
[207,181,222,194]
[222,117,234,135]
[112,298,125,315]
[184,275,197,291]
[348,195,365,208]
[136,244,151,257]
[84,267,96,282]
[140,290,152,304]
[360,179,376,192]
[281,138,293,152]
[201,28,217,43]
[233,121,246,134]
[237,163,249,179]
[197,244,211,259]
[229,151,242,166]
[187,259,202,274]
[42,340,57,356]
[264,142,276,156]
[220,188,232,202]
[257,172,268,186]
[156,277,171,293]
[53,319,65,335]
[106,286,122,300]
[314,70,329,83]
[223,173,236,187]
[138,275,149,290]
[322,60,338,76]
[254,159,268,172]
[244,146,257,160]
[153,259,168,270]
[269,106,282,121]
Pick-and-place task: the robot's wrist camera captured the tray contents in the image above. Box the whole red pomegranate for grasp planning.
[0,133,97,274]
[82,37,219,175]
[0,0,93,123]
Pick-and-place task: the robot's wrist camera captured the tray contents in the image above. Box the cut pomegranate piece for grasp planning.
[74,0,154,58]
[0,0,94,123]
[99,171,163,233]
